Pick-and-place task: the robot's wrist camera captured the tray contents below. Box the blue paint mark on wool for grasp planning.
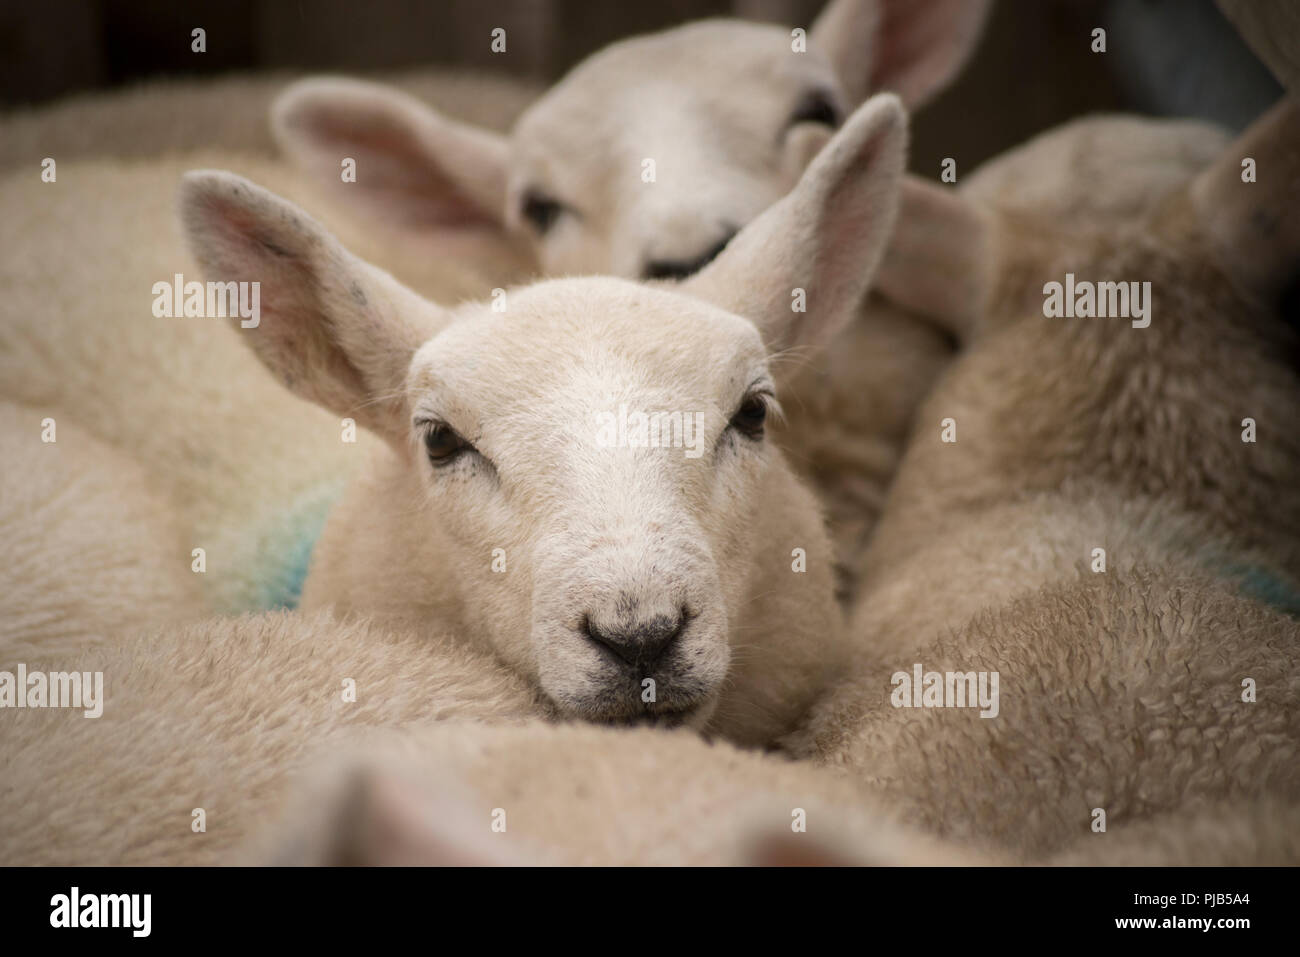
[272,520,321,610]
[1216,561,1300,618]
[255,490,338,611]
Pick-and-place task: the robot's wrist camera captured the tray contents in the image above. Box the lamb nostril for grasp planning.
[581,607,687,668]
[642,230,737,281]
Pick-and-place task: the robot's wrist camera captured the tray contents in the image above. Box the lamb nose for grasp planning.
[582,608,687,668]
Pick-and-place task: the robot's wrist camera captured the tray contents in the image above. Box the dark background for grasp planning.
[0,0,1283,171]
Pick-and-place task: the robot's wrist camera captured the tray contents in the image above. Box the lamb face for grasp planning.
[271,0,989,280]
[402,280,778,724]
[505,21,843,279]
[182,93,909,741]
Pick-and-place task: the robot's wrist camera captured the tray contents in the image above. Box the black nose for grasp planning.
[642,230,737,281]
[582,607,688,669]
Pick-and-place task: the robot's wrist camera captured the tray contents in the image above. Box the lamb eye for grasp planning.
[424,424,471,466]
[521,190,563,234]
[789,90,840,128]
[730,394,769,440]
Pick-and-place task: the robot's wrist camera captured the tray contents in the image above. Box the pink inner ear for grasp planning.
[747,833,857,867]
[293,109,502,231]
[350,772,506,867]
[872,0,988,107]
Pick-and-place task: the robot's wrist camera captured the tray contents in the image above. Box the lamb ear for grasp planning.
[810,0,991,108]
[1187,95,1300,305]
[271,77,510,238]
[179,170,445,446]
[322,769,520,867]
[745,833,859,867]
[1216,0,1300,93]
[682,93,907,360]
[872,175,993,343]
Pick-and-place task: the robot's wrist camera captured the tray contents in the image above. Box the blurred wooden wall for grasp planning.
[1,0,820,108]
[0,0,1278,173]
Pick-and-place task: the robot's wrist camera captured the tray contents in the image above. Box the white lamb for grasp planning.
[251,722,1300,866]
[0,68,538,617]
[787,98,1300,861]
[1,606,985,867]
[0,400,205,659]
[0,610,546,866]
[178,94,909,746]
[0,67,537,171]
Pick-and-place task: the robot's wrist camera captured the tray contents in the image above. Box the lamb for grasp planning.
[271,0,992,597]
[273,0,988,279]
[1049,796,1300,866]
[241,720,992,867]
[786,98,1300,861]
[0,67,538,170]
[0,65,544,617]
[177,93,909,746]
[6,601,1286,865]
[0,603,987,867]
[0,610,547,866]
[0,145,536,616]
[0,400,206,659]
[794,567,1300,862]
[1218,0,1300,94]
[250,720,1300,866]
[0,154,359,614]
[861,96,1300,603]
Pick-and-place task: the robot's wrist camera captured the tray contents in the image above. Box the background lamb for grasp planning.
[0,601,982,867]
[0,67,537,171]
[0,610,547,866]
[786,99,1300,861]
[0,400,205,660]
[178,94,907,746]
[244,720,993,867]
[8,597,1287,866]
[0,146,532,616]
[250,714,1300,866]
[0,61,542,618]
